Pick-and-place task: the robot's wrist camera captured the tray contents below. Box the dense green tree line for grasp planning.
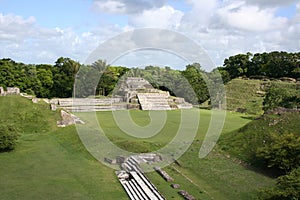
[0,57,210,104]
[0,58,129,99]
[0,58,75,98]
[219,51,300,81]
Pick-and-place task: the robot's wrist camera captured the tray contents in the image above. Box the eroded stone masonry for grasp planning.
[0,87,20,96]
[50,77,193,112]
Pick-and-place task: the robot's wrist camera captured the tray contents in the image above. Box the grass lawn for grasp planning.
[0,96,128,200]
[0,96,275,199]
[225,78,298,115]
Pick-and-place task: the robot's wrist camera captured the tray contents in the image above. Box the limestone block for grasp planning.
[57,110,85,127]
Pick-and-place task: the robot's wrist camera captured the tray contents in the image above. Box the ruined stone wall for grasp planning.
[0,86,20,96]
[0,87,5,96]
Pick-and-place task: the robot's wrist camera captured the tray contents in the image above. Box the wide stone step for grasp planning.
[137,93,171,111]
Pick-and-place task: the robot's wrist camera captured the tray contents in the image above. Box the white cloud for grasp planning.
[92,0,167,14]
[184,0,218,25]
[0,13,36,41]
[278,2,300,50]
[217,3,287,32]
[93,0,126,14]
[0,13,107,64]
[129,5,184,29]
[244,0,299,7]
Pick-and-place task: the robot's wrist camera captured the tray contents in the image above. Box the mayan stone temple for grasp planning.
[50,77,193,112]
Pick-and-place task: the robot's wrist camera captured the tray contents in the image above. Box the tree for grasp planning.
[260,51,294,78]
[35,68,53,98]
[91,59,109,72]
[222,51,300,79]
[182,63,209,104]
[97,66,129,96]
[207,69,226,109]
[51,57,81,98]
[223,52,252,79]
[74,65,100,97]
[215,67,231,84]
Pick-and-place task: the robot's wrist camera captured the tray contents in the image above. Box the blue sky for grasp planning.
[0,0,97,32]
[0,0,299,68]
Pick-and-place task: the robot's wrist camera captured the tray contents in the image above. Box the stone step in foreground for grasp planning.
[115,154,165,200]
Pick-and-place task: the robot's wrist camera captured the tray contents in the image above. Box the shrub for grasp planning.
[0,124,19,151]
[256,133,300,173]
[259,167,300,200]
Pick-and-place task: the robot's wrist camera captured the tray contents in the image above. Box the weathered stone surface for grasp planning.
[116,170,129,180]
[51,98,126,112]
[57,110,85,127]
[50,104,57,111]
[0,87,5,96]
[32,98,39,103]
[20,93,34,99]
[137,93,171,110]
[178,190,196,200]
[6,87,20,95]
[265,107,300,115]
[115,154,165,200]
[0,86,20,96]
[104,157,117,164]
[154,166,174,182]
[116,156,126,164]
[127,103,140,110]
[279,77,296,83]
[169,97,193,109]
[51,77,193,112]
[43,99,50,104]
[171,183,180,189]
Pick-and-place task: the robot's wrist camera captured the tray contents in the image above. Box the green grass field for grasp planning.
[225,78,298,115]
[0,96,275,199]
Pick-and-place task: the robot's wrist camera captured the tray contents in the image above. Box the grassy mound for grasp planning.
[225,78,298,115]
[0,96,59,134]
[220,112,300,169]
[225,78,265,115]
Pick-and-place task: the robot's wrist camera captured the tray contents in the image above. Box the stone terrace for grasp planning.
[50,98,126,112]
[50,77,192,112]
[137,93,171,110]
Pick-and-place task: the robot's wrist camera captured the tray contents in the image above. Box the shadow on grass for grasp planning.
[0,148,14,153]
[243,164,284,179]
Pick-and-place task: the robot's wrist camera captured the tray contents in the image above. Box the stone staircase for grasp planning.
[137,93,171,111]
[49,78,192,112]
[116,154,165,200]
